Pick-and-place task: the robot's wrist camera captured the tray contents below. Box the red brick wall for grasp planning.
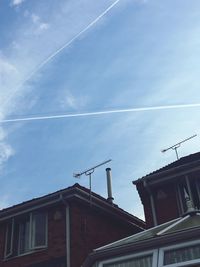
[70,200,142,267]
[0,204,66,267]
[137,182,179,228]
[0,201,142,267]
[153,183,179,225]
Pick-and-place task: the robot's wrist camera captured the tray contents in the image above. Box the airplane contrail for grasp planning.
[1,103,200,124]
[4,0,121,107]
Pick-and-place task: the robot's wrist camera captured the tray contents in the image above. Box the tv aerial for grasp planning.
[73,159,112,204]
[161,134,197,160]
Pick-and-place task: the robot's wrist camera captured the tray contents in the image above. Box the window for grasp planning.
[5,219,14,257]
[103,255,153,267]
[158,240,200,267]
[164,244,200,265]
[177,176,200,214]
[96,241,200,267]
[177,179,188,213]
[190,177,200,210]
[99,250,157,267]
[5,211,47,258]
[18,214,30,254]
[32,212,47,248]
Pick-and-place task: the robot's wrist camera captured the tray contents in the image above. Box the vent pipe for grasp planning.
[106,168,114,204]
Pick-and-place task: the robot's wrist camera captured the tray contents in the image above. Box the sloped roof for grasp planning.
[133,151,200,185]
[94,212,200,251]
[94,219,177,250]
[83,211,200,267]
[0,183,145,229]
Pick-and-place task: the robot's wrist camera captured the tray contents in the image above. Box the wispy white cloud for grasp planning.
[0,56,18,78]
[0,127,15,171]
[60,91,78,110]
[5,0,120,104]
[58,89,89,110]
[30,13,50,34]
[39,23,49,31]
[0,0,122,171]
[0,55,20,117]
[0,143,15,170]
[11,0,26,6]
[31,14,40,23]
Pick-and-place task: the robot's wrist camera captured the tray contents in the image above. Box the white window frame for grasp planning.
[18,215,31,255]
[99,249,158,267]
[177,184,185,215]
[4,218,14,258]
[4,211,48,258]
[18,211,48,255]
[31,211,48,249]
[158,239,200,267]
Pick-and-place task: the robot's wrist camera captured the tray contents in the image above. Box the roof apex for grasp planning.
[0,183,145,228]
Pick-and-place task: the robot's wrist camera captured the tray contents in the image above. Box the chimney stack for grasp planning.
[106,168,114,204]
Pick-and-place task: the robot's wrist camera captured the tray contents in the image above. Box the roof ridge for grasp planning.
[0,183,145,227]
[134,151,200,183]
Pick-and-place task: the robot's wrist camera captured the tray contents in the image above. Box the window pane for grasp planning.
[5,220,13,256]
[191,178,200,209]
[178,181,188,213]
[164,244,200,265]
[104,255,153,267]
[32,212,47,248]
[19,218,30,254]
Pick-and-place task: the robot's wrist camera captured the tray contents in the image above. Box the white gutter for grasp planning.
[59,194,71,267]
[0,197,63,222]
[143,179,157,226]
[66,204,71,267]
[141,162,200,185]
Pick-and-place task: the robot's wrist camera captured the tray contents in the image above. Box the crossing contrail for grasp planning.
[1,103,200,124]
[4,0,121,107]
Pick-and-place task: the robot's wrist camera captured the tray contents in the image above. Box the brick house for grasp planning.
[83,152,200,267]
[0,183,145,267]
[134,151,200,228]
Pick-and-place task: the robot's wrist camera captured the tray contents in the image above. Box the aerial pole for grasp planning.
[73,159,112,205]
[161,134,197,160]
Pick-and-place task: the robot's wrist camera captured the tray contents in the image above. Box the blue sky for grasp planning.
[1,0,200,219]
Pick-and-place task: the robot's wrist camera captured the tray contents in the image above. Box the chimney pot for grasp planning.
[106,168,114,204]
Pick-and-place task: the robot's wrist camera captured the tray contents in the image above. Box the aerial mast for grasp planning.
[73,159,112,204]
[161,134,197,160]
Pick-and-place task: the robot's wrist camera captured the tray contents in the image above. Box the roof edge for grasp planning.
[133,157,200,185]
[0,183,145,229]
